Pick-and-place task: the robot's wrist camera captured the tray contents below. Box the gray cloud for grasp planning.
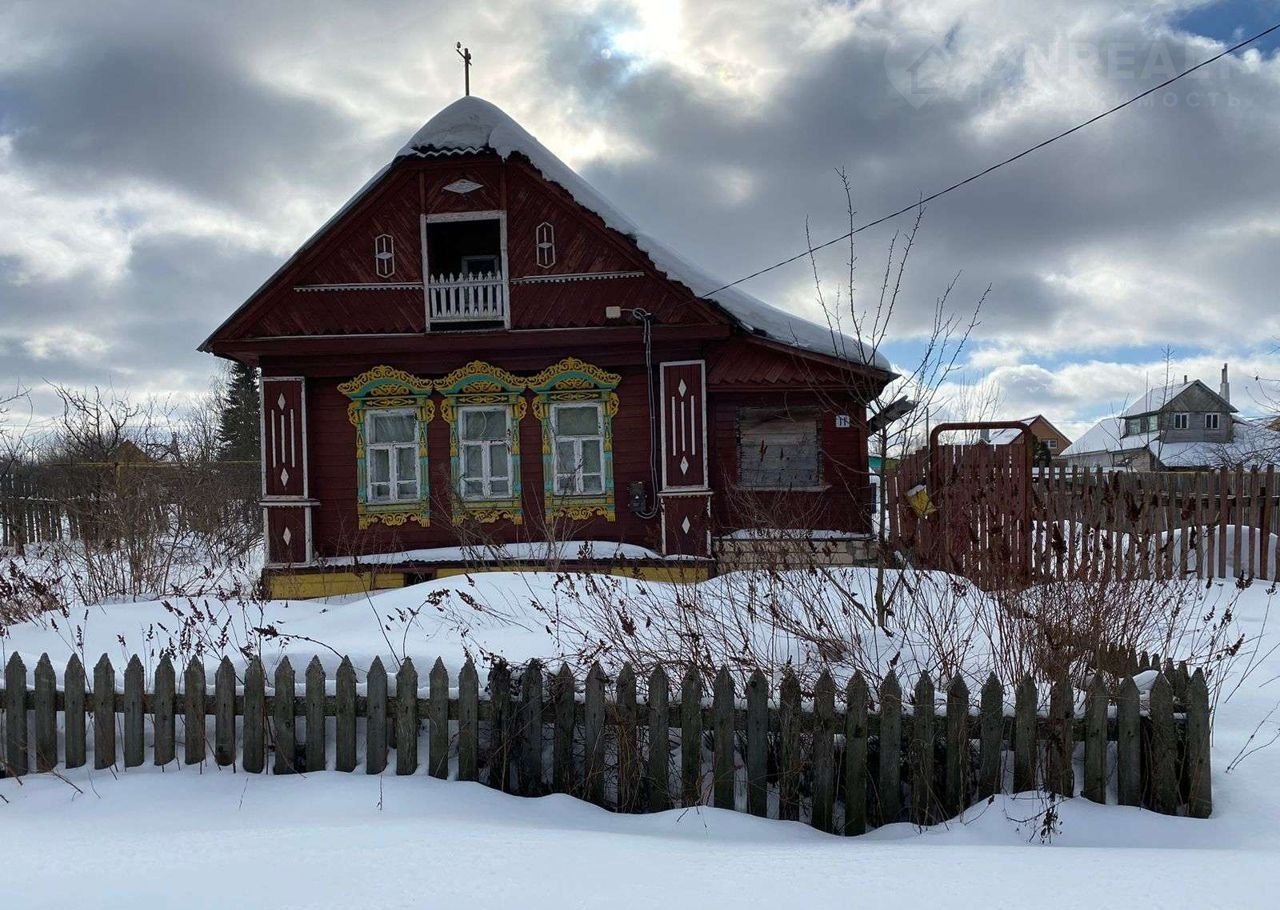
[0,0,1278,437]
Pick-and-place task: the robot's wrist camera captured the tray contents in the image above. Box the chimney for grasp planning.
[1220,363,1230,404]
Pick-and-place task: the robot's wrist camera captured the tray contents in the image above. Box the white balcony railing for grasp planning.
[428,271,507,324]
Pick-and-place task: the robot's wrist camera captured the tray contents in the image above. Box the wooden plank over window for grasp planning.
[737,408,821,489]
[660,361,707,490]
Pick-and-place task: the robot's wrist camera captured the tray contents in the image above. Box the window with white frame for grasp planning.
[459,406,512,499]
[1174,412,1189,430]
[738,408,820,489]
[1205,412,1221,430]
[1045,438,1058,451]
[365,410,419,503]
[551,402,605,495]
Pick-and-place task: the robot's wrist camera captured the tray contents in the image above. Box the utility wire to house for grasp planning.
[702,21,1280,298]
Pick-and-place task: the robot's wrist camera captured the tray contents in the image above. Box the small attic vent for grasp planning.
[443,179,483,194]
[374,234,396,278]
[535,222,556,269]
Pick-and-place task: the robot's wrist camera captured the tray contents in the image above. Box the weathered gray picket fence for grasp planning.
[0,652,1212,832]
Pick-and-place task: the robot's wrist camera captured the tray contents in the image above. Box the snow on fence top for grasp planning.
[398,96,889,371]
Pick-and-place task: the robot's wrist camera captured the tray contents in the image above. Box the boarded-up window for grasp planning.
[737,408,820,489]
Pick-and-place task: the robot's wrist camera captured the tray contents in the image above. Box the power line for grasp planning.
[703,21,1280,298]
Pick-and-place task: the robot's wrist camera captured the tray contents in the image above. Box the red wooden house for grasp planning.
[201,97,894,597]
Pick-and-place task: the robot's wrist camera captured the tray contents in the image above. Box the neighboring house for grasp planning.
[201,96,894,596]
[1061,366,1280,471]
[986,415,1073,464]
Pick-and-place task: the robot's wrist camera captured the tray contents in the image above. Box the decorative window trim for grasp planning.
[338,365,434,528]
[374,234,396,278]
[535,222,556,269]
[437,361,527,524]
[528,357,620,522]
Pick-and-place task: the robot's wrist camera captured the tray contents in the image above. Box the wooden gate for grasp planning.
[888,422,1034,587]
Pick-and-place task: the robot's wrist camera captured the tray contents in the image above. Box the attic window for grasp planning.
[374,234,395,278]
[737,408,820,489]
[535,222,556,269]
[1125,417,1142,436]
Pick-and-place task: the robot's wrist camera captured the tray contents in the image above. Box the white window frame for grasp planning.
[1045,438,1058,451]
[365,409,420,504]
[421,210,510,330]
[1174,412,1189,430]
[458,404,513,500]
[550,401,605,496]
[1205,412,1221,430]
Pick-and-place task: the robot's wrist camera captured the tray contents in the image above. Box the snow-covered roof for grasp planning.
[398,97,889,371]
[1119,380,1235,417]
[1062,416,1280,468]
[1061,417,1154,458]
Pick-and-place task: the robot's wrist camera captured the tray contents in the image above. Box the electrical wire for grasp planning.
[702,20,1280,298]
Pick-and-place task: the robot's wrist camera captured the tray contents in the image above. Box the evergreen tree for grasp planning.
[217,362,260,464]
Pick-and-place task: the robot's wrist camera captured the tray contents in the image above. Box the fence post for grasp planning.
[428,658,449,780]
[216,658,237,768]
[154,655,175,767]
[521,660,545,796]
[945,675,969,816]
[1046,672,1073,797]
[844,674,869,835]
[3,653,26,776]
[552,663,575,795]
[367,657,388,776]
[1149,673,1179,814]
[93,655,115,771]
[911,673,936,826]
[122,656,143,769]
[395,658,418,777]
[746,669,768,819]
[780,669,802,821]
[616,663,637,811]
[977,673,1002,800]
[185,657,207,767]
[65,654,86,770]
[35,654,58,772]
[243,657,265,774]
[681,666,704,809]
[811,670,835,833]
[457,659,479,782]
[583,662,606,806]
[491,662,515,792]
[1184,668,1212,818]
[647,665,670,812]
[305,657,326,772]
[1013,676,1036,793]
[1083,676,1107,803]
[335,657,357,773]
[878,671,903,825]
[712,666,736,811]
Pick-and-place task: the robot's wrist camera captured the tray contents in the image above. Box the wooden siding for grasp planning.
[709,391,872,535]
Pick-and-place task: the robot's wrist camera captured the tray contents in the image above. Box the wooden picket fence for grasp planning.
[889,452,1280,586]
[0,653,1212,831]
[0,472,67,551]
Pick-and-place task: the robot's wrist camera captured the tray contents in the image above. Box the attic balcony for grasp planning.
[424,214,508,331]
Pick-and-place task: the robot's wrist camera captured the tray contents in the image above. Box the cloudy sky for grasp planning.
[2,0,1279,439]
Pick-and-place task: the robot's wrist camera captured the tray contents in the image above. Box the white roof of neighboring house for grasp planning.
[1062,416,1280,468]
[1118,379,1236,417]
[398,96,889,370]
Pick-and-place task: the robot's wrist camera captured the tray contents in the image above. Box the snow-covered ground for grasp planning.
[2,569,1277,907]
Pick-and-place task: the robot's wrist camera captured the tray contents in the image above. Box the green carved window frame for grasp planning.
[338,365,434,529]
[437,361,527,525]
[528,357,620,522]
